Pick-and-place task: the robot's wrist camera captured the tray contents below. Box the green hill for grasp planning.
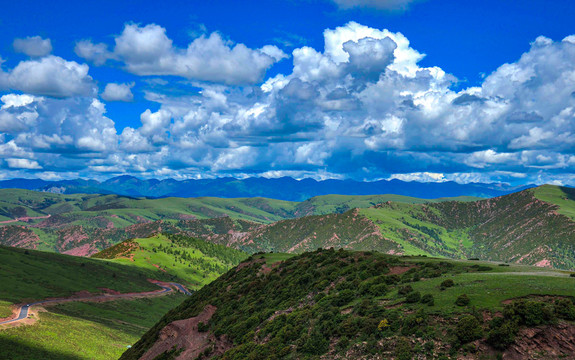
[121,249,575,360]
[0,245,188,359]
[0,189,480,256]
[0,234,248,360]
[93,234,248,289]
[200,186,575,269]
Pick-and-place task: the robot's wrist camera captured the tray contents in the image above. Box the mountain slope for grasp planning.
[93,234,248,289]
[201,185,575,269]
[0,189,478,256]
[121,249,575,360]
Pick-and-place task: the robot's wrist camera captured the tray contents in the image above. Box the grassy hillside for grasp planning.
[0,245,189,359]
[121,249,575,360]
[532,184,575,220]
[0,189,480,256]
[93,234,248,289]
[201,185,575,269]
[0,234,248,360]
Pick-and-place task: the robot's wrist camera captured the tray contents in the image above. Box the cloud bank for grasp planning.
[1,23,575,185]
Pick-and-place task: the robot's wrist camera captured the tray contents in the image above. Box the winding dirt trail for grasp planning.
[0,279,191,328]
[0,214,51,224]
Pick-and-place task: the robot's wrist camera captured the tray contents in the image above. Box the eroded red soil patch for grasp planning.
[141,305,232,360]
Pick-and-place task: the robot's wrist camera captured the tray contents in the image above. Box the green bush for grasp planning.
[395,337,413,360]
[555,298,575,320]
[505,300,555,326]
[455,294,471,306]
[440,279,454,290]
[197,321,209,332]
[405,291,421,303]
[301,329,329,355]
[420,294,434,306]
[398,285,413,295]
[456,315,483,344]
[486,317,517,350]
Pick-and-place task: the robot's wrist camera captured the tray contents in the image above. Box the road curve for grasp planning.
[0,281,191,326]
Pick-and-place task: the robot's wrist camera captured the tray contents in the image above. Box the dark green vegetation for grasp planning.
[121,249,575,360]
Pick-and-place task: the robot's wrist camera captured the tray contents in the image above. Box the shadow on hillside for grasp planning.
[0,336,84,360]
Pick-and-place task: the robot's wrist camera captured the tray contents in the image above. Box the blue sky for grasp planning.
[1,0,575,185]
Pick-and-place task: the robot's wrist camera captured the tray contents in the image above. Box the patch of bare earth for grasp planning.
[388,265,415,275]
[141,305,233,360]
[503,322,575,359]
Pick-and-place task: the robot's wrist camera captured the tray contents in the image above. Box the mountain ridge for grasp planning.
[0,176,535,201]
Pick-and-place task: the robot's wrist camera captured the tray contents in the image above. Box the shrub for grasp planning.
[486,317,517,350]
[505,300,555,326]
[456,315,483,344]
[455,294,471,306]
[301,329,329,355]
[555,298,575,320]
[395,337,413,360]
[197,321,209,332]
[398,285,413,295]
[420,294,434,306]
[440,279,454,290]
[405,291,421,303]
[570,274,575,278]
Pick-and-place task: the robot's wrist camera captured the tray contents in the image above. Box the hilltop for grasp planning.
[121,249,575,360]
[93,234,248,289]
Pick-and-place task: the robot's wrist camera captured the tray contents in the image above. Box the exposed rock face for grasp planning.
[140,305,232,360]
[504,322,575,360]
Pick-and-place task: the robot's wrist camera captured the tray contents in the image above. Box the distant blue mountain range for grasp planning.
[0,176,535,201]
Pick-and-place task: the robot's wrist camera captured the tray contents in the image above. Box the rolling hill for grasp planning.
[196,185,575,269]
[0,233,248,360]
[0,189,479,256]
[121,249,575,360]
[0,185,573,269]
[93,234,248,289]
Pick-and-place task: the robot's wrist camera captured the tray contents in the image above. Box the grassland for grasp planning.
[532,184,575,220]
[0,245,161,304]
[93,234,248,289]
[0,295,186,360]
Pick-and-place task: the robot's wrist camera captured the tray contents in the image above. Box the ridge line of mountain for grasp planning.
[0,176,537,201]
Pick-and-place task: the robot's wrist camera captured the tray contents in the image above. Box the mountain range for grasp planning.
[0,176,534,201]
[0,184,573,269]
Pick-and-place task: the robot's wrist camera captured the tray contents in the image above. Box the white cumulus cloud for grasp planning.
[101,82,134,102]
[13,36,53,57]
[77,23,286,85]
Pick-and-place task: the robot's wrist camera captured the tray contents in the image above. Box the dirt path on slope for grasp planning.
[0,215,51,224]
[0,280,191,328]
